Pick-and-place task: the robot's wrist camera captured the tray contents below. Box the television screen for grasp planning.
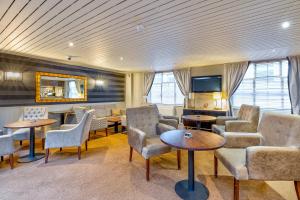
[191,75,222,93]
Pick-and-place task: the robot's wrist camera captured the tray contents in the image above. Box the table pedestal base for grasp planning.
[18,153,45,163]
[175,180,209,200]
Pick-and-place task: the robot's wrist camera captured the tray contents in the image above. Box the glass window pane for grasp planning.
[162,83,175,104]
[162,72,175,83]
[256,63,268,77]
[153,73,162,83]
[175,84,184,105]
[282,60,289,77]
[149,84,161,104]
[244,64,255,79]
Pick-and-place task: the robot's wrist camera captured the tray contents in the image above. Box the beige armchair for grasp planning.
[214,112,300,200]
[152,104,179,128]
[212,104,260,135]
[0,134,18,169]
[126,106,181,181]
[45,109,95,163]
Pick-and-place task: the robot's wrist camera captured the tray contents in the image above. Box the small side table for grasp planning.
[107,116,121,133]
[160,130,225,200]
[182,115,216,130]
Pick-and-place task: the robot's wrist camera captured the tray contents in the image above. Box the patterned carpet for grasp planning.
[0,129,297,200]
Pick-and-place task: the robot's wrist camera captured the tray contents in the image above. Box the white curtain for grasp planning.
[288,56,300,114]
[224,61,249,116]
[143,72,155,104]
[173,68,191,108]
[68,81,80,98]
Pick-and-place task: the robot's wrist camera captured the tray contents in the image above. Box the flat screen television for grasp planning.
[191,75,222,93]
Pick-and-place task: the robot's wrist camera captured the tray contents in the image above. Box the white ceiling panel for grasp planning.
[0,0,300,71]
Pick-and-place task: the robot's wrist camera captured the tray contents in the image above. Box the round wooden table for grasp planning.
[107,116,121,133]
[182,115,216,130]
[5,119,57,163]
[160,130,225,200]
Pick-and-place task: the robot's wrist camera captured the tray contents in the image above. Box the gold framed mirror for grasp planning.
[36,72,87,103]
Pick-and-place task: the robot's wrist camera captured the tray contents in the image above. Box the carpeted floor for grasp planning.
[0,129,297,200]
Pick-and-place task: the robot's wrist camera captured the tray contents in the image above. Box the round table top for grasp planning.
[4,119,57,129]
[160,130,225,151]
[107,116,121,122]
[182,115,216,122]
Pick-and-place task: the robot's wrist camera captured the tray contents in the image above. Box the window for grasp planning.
[148,72,184,105]
[232,60,291,113]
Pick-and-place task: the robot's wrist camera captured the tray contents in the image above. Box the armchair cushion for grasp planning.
[246,146,300,180]
[223,132,262,148]
[156,123,176,135]
[212,124,225,135]
[90,116,108,131]
[215,148,248,180]
[159,118,178,129]
[216,116,238,125]
[141,137,172,159]
[225,120,257,132]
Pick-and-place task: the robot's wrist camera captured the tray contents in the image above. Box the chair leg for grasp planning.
[177,149,181,170]
[42,138,45,150]
[214,155,218,178]
[78,146,81,160]
[146,159,150,181]
[295,181,300,200]
[20,140,22,146]
[85,140,88,151]
[105,128,108,137]
[129,146,133,162]
[1,156,3,161]
[60,147,62,152]
[9,154,14,169]
[45,149,49,163]
[234,178,239,200]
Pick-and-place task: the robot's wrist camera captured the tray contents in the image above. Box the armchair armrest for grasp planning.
[225,120,256,132]
[223,132,262,148]
[163,115,179,122]
[159,118,178,128]
[156,123,176,135]
[0,135,17,155]
[216,116,238,125]
[246,146,300,180]
[128,127,146,153]
[60,124,77,130]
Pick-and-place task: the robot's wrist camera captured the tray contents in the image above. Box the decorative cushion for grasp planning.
[215,148,249,180]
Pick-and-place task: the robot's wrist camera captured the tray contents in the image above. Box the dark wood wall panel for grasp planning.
[0,53,125,107]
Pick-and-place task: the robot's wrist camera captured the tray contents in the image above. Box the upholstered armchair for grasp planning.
[212,104,260,135]
[73,106,108,137]
[126,106,181,181]
[214,112,300,200]
[0,133,19,169]
[44,109,95,163]
[152,104,179,128]
[11,106,48,148]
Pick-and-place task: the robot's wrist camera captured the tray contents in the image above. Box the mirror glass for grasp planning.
[36,72,87,102]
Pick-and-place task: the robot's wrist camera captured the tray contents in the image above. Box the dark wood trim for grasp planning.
[129,146,133,162]
[9,154,14,169]
[146,159,150,181]
[234,178,239,200]
[295,181,300,200]
[20,140,22,146]
[45,149,49,163]
[85,140,88,151]
[77,146,81,160]
[177,149,181,170]
[1,156,3,161]
[214,155,218,178]
[42,138,45,150]
[105,128,108,137]
[59,147,62,152]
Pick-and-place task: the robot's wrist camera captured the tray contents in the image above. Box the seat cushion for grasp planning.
[215,148,249,180]
[141,137,172,159]
[212,124,225,136]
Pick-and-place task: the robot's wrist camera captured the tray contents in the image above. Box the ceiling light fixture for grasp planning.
[136,24,145,32]
[281,21,290,29]
[120,56,124,61]
[68,42,74,47]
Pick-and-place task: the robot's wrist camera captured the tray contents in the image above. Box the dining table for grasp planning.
[160,129,225,200]
[4,119,57,163]
[182,115,216,130]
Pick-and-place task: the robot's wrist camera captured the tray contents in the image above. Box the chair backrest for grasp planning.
[80,109,95,143]
[258,112,300,146]
[126,106,160,137]
[73,106,89,123]
[238,104,260,124]
[22,107,48,120]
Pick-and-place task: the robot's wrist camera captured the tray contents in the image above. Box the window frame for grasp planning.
[148,72,184,105]
[232,59,291,113]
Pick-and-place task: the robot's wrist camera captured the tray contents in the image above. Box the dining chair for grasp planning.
[0,133,19,169]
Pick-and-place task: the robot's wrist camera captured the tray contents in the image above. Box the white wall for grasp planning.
[0,102,125,130]
[131,72,144,107]
[125,73,133,108]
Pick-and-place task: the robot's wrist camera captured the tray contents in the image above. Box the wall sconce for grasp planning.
[95,79,104,86]
[4,71,23,81]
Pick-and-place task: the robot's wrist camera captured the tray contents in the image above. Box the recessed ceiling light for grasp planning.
[136,24,145,32]
[272,49,276,53]
[120,56,124,61]
[68,42,74,47]
[281,21,290,29]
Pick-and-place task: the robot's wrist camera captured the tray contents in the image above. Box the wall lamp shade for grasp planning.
[213,92,222,100]
[4,71,22,81]
[95,79,104,86]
